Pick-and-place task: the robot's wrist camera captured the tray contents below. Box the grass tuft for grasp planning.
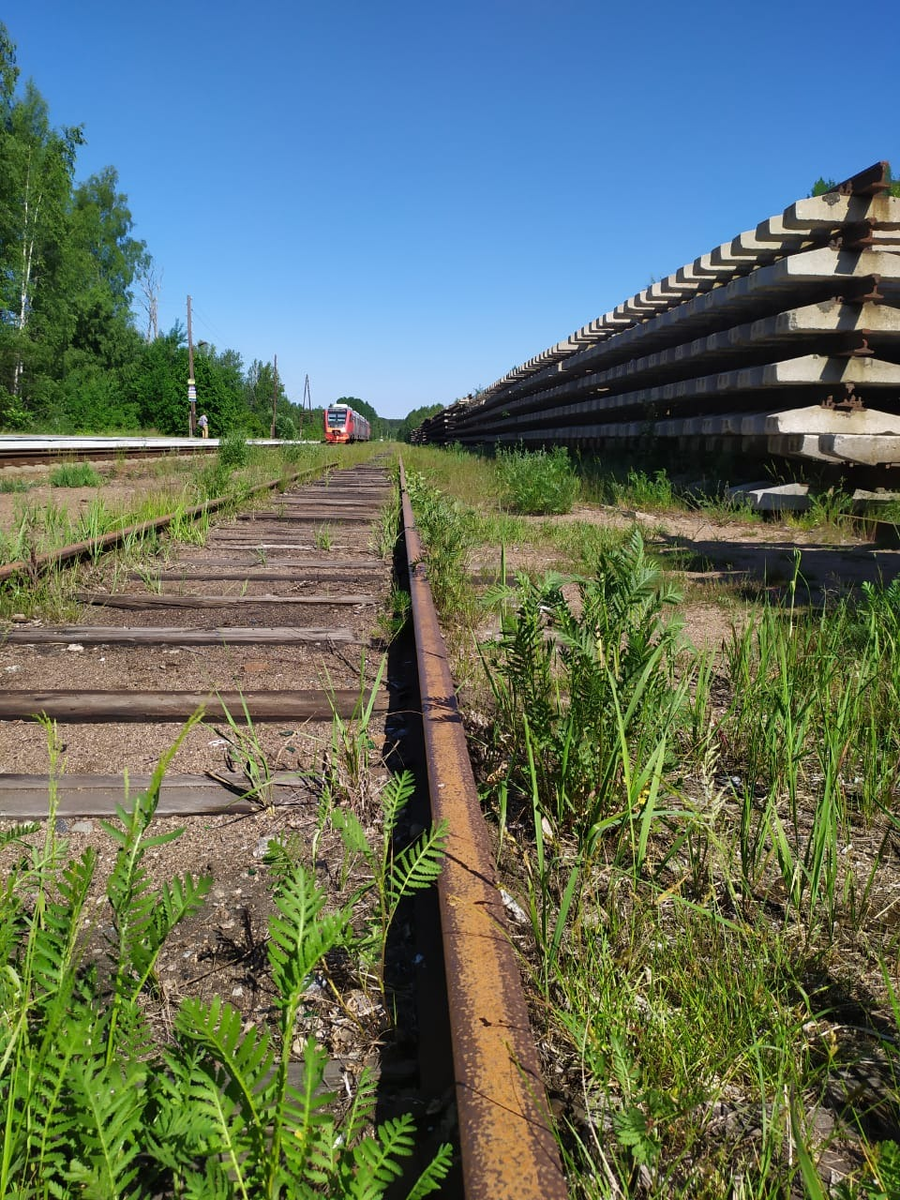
[496,445,579,514]
[48,463,103,488]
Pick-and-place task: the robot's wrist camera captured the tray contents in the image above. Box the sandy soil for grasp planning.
[470,500,900,653]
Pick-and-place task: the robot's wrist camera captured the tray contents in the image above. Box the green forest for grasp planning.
[0,23,444,441]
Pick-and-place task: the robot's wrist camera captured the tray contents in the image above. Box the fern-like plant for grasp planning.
[0,717,451,1199]
[330,770,448,983]
[0,721,159,1198]
[166,857,452,1197]
[103,712,213,1064]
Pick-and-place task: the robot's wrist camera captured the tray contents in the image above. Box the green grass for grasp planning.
[314,523,333,550]
[402,467,477,618]
[217,429,251,468]
[787,486,855,532]
[195,460,233,500]
[496,445,579,514]
[398,444,499,508]
[480,553,900,1194]
[48,462,104,488]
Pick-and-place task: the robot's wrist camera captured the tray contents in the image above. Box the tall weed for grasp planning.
[218,430,250,469]
[609,468,675,510]
[485,528,685,851]
[496,446,579,514]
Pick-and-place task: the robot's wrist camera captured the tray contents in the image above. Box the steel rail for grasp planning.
[0,463,332,585]
[399,459,567,1200]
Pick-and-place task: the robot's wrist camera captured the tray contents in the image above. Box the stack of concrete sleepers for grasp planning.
[417,163,900,469]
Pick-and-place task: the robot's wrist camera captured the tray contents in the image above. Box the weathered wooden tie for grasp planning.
[0,771,317,817]
[74,592,376,609]
[0,690,387,722]
[1,625,356,645]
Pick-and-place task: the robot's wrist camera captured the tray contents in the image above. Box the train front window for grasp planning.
[327,409,347,428]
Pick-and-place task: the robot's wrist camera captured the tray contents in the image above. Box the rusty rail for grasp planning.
[399,460,567,1200]
[0,463,332,585]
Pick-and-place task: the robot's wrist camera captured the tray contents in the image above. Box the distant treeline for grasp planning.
[0,23,444,440]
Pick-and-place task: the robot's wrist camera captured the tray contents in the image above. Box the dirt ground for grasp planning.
[471,500,900,652]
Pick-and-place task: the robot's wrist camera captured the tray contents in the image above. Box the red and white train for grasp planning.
[324,404,372,444]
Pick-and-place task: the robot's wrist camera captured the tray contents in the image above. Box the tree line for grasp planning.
[0,23,444,441]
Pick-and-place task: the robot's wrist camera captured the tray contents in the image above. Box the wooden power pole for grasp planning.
[186,295,196,436]
[270,355,278,439]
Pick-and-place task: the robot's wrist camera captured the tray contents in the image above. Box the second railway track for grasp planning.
[0,455,566,1199]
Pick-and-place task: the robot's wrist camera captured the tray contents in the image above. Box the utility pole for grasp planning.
[301,374,312,439]
[186,295,196,436]
[270,355,278,439]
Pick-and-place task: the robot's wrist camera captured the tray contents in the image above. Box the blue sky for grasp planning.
[5,1,899,420]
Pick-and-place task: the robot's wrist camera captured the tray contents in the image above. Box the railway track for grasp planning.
[0,457,566,1198]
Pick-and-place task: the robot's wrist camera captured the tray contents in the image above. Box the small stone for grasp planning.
[501,889,528,924]
[70,819,95,833]
[242,659,269,673]
[345,990,380,1019]
[232,986,243,997]
[66,643,84,654]
[10,613,27,622]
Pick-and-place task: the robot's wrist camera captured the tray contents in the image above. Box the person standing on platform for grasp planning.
[198,413,209,438]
